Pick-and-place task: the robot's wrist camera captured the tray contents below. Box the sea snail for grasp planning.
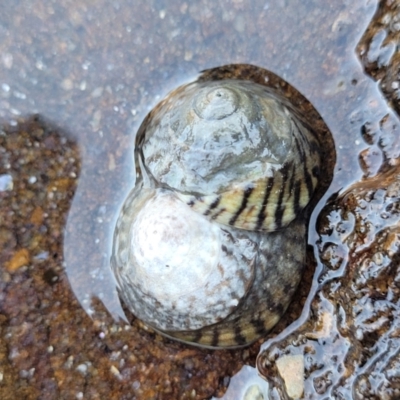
[111,70,323,348]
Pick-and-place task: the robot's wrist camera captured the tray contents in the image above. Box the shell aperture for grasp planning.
[111,65,331,348]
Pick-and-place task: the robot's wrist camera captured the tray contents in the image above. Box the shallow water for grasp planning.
[62,0,387,329]
[1,0,400,398]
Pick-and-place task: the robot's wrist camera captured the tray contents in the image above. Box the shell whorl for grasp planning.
[139,79,320,231]
[112,186,258,333]
[112,183,306,348]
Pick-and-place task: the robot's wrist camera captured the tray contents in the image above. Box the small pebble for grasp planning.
[0,174,13,191]
[276,354,304,399]
[6,249,30,272]
[243,384,264,400]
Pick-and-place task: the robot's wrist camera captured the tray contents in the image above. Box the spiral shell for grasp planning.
[138,79,320,232]
[111,66,330,348]
[112,184,306,348]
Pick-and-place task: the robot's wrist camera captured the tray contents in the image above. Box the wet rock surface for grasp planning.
[255,2,400,398]
[257,168,400,399]
[358,0,400,118]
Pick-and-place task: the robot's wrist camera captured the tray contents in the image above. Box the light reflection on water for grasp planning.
[61,1,392,397]
[62,0,385,332]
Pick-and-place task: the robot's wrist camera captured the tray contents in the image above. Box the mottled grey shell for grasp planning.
[112,184,306,348]
[111,75,322,348]
[139,80,320,232]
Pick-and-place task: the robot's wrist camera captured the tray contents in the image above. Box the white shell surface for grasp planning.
[112,186,257,331]
[139,79,320,233]
[141,80,295,195]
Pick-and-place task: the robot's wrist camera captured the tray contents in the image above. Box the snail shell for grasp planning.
[112,185,306,348]
[138,80,321,232]
[111,72,324,348]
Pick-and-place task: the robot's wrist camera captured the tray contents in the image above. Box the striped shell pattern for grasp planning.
[140,80,320,232]
[111,77,321,348]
